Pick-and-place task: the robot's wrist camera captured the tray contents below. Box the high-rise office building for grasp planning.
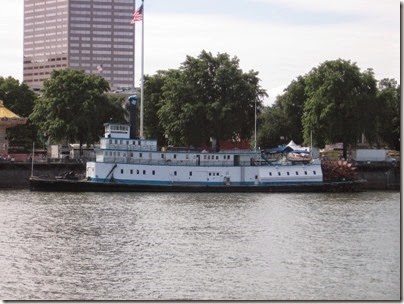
[23,0,135,92]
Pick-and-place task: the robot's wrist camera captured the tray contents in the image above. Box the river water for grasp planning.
[0,190,400,300]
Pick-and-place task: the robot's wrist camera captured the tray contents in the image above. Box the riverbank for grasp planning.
[0,162,85,189]
[0,161,399,190]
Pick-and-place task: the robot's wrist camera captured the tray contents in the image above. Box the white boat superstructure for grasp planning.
[85,123,323,187]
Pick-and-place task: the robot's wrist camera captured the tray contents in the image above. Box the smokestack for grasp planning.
[126,95,138,139]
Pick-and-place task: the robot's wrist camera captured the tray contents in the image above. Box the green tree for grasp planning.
[156,50,267,149]
[0,77,38,151]
[30,69,126,154]
[302,59,377,158]
[374,78,400,150]
[143,71,174,145]
[258,76,307,148]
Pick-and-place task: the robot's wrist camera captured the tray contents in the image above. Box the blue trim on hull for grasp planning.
[87,177,323,187]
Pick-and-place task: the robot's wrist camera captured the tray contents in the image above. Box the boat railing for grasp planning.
[103,144,158,151]
[99,157,266,167]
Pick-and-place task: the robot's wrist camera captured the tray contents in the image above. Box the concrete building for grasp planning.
[23,0,136,92]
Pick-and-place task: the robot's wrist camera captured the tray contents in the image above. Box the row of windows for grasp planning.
[268,171,316,176]
[69,56,133,62]
[204,155,231,160]
[119,169,221,178]
[121,169,156,176]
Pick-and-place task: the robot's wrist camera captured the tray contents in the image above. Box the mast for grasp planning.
[254,99,257,150]
[31,142,34,177]
[140,0,144,138]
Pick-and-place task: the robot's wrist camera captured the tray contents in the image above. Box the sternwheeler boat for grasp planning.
[29,120,364,192]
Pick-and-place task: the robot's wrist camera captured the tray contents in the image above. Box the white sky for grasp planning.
[0,0,401,105]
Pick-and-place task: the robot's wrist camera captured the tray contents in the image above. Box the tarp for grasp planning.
[292,149,310,154]
[265,146,293,154]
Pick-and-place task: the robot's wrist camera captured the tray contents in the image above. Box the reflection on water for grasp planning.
[0,190,400,300]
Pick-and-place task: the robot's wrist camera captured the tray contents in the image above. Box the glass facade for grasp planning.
[23,0,135,92]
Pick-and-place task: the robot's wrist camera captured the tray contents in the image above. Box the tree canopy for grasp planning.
[144,50,267,149]
[302,59,378,157]
[30,69,126,151]
[257,59,399,153]
[257,76,306,148]
[374,78,400,150]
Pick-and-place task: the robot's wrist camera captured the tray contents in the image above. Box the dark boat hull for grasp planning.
[29,176,364,192]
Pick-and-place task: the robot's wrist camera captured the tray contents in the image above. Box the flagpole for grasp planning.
[133,0,136,93]
[140,0,144,138]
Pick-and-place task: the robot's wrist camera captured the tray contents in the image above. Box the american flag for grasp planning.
[131,4,143,24]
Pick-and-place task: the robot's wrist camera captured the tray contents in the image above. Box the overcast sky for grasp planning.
[0,0,401,105]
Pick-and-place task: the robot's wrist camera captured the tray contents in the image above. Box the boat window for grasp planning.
[152,170,155,175]
[227,155,231,160]
[216,156,219,160]
[161,154,164,158]
[313,171,316,175]
[137,170,139,174]
[209,173,211,176]
[269,172,272,176]
[174,171,177,176]
[189,172,192,176]
[296,171,299,175]
[138,141,141,145]
[139,153,142,158]
[278,172,281,176]
[174,154,177,159]
[287,172,290,175]
[304,171,307,175]
[121,169,123,174]
[217,173,219,176]
[143,170,146,175]
[130,169,133,174]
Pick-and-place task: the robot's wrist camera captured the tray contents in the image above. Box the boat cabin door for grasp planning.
[234,155,240,166]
